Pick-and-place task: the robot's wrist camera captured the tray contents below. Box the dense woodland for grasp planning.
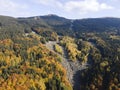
[0,15,120,90]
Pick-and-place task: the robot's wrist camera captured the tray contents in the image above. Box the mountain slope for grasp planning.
[73,18,120,33]
[0,15,120,90]
[1,15,120,38]
[17,15,120,37]
[0,16,24,39]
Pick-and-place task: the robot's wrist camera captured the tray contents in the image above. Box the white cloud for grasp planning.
[110,0,119,2]
[33,0,114,14]
[32,0,62,7]
[63,0,113,13]
[0,0,114,18]
[100,3,113,9]
[0,0,28,17]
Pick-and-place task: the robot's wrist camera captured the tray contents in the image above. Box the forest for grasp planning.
[0,15,120,90]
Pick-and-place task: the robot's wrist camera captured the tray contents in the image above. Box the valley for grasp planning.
[45,40,88,89]
[0,15,120,90]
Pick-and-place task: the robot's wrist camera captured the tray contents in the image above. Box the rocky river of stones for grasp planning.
[45,41,88,90]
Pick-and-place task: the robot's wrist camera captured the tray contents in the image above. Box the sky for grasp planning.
[0,0,120,19]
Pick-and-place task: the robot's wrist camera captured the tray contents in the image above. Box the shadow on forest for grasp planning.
[73,70,84,90]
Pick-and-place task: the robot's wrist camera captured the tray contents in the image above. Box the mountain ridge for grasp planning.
[0,14,120,37]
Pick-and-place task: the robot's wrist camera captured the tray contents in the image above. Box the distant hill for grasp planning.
[18,15,120,36]
[0,16,24,39]
[73,18,120,33]
[0,15,120,38]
